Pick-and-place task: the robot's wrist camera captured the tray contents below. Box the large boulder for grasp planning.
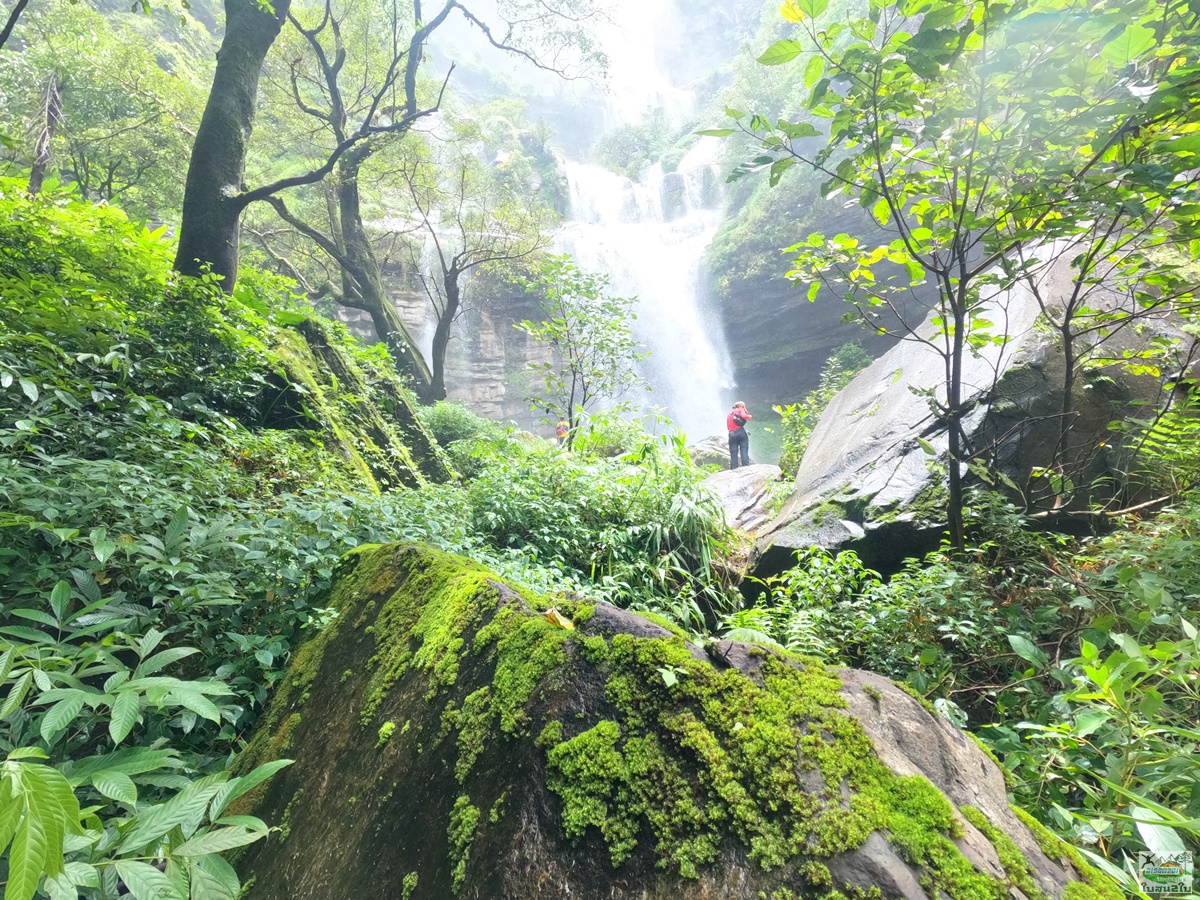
[703,463,784,532]
[235,543,1119,900]
[755,270,1163,574]
[688,433,734,468]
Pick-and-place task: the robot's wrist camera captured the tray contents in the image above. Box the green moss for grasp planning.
[488,791,507,824]
[862,684,883,704]
[1011,808,1122,900]
[400,872,418,900]
[376,721,396,749]
[543,636,992,890]
[808,500,849,526]
[960,806,1046,900]
[455,689,491,782]
[638,611,692,641]
[448,795,480,892]
[580,635,610,664]
[537,720,563,748]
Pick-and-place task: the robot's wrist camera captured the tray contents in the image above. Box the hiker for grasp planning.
[555,419,570,446]
[726,401,752,469]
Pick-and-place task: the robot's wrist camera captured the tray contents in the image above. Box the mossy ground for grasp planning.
[237,543,1119,900]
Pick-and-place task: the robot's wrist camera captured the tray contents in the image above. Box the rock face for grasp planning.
[703,464,784,532]
[755,273,1163,574]
[236,543,1119,900]
[267,318,451,489]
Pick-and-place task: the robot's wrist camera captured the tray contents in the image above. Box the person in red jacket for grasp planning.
[726,401,752,469]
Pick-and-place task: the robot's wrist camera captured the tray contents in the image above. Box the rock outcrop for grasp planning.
[267,318,451,489]
[236,543,1120,900]
[704,463,784,532]
[755,271,1164,574]
[688,433,734,467]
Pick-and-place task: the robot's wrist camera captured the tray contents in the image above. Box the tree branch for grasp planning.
[0,0,30,52]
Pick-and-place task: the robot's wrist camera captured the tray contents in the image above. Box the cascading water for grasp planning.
[554,137,734,438]
[541,0,736,438]
[418,0,740,435]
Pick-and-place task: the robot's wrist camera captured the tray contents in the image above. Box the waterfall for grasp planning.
[554,138,734,438]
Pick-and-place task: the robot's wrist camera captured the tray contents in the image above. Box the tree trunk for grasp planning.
[27,74,61,195]
[174,0,290,287]
[422,271,461,404]
[946,299,967,553]
[335,146,432,393]
[1055,319,1078,471]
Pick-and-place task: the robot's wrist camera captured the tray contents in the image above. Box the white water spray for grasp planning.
[555,138,734,438]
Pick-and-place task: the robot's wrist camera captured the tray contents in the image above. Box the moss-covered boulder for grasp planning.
[236,543,1119,900]
[262,318,451,489]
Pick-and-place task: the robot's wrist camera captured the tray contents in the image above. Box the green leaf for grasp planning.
[172,825,266,857]
[1072,709,1109,737]
[135,648,199,678]
[1131,805,1188,855]
[916,437,937,456]
[1100,23,1156,66]
[48,582,71,623]
[164,507,190,550]
[2,672,33,718]
[188,854,240,900]
[758,39,803,66]
[119,780,225,853]
[209,760,293,818]
[109,691,140,745]
[169,689,221,723]
[1007,634,1048,667]
[40,695,86,744]
[1112,632,1143,657]
[92,771,138,807]
[114,860,184,900]
[695,128,734,137]
[804,55,825,89]
[70,570,101,604]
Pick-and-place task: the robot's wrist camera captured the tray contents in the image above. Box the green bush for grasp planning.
[418,400,508,447]
[775,342,871,477]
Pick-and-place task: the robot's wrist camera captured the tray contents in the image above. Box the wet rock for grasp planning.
[703,463,784,532]
[687,433,733,467]
[755,271,1163,574]
[236,543,1119,900]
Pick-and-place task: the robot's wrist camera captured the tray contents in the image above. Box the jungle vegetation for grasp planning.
[0,0,1199,895]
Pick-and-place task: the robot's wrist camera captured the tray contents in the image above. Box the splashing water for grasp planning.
[554,139,734,439]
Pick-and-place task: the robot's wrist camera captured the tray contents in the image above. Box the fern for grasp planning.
[1134,394,1200,490]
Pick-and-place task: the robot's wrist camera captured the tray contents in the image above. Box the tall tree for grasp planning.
[248,0,595,385]
[727,0,1200,549]
[389,131,553,403]
[516,254,648,445]
[175,0,603,292]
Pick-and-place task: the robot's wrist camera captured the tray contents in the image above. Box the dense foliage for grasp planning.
[773,341,870,476]
[0,183,732,896]
[732,490,1200,874]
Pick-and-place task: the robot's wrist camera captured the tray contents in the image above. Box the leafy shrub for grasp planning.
[418,401,508,447]
[466,437,735,630]
[723,547,882,657]
[775,342,871,476]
